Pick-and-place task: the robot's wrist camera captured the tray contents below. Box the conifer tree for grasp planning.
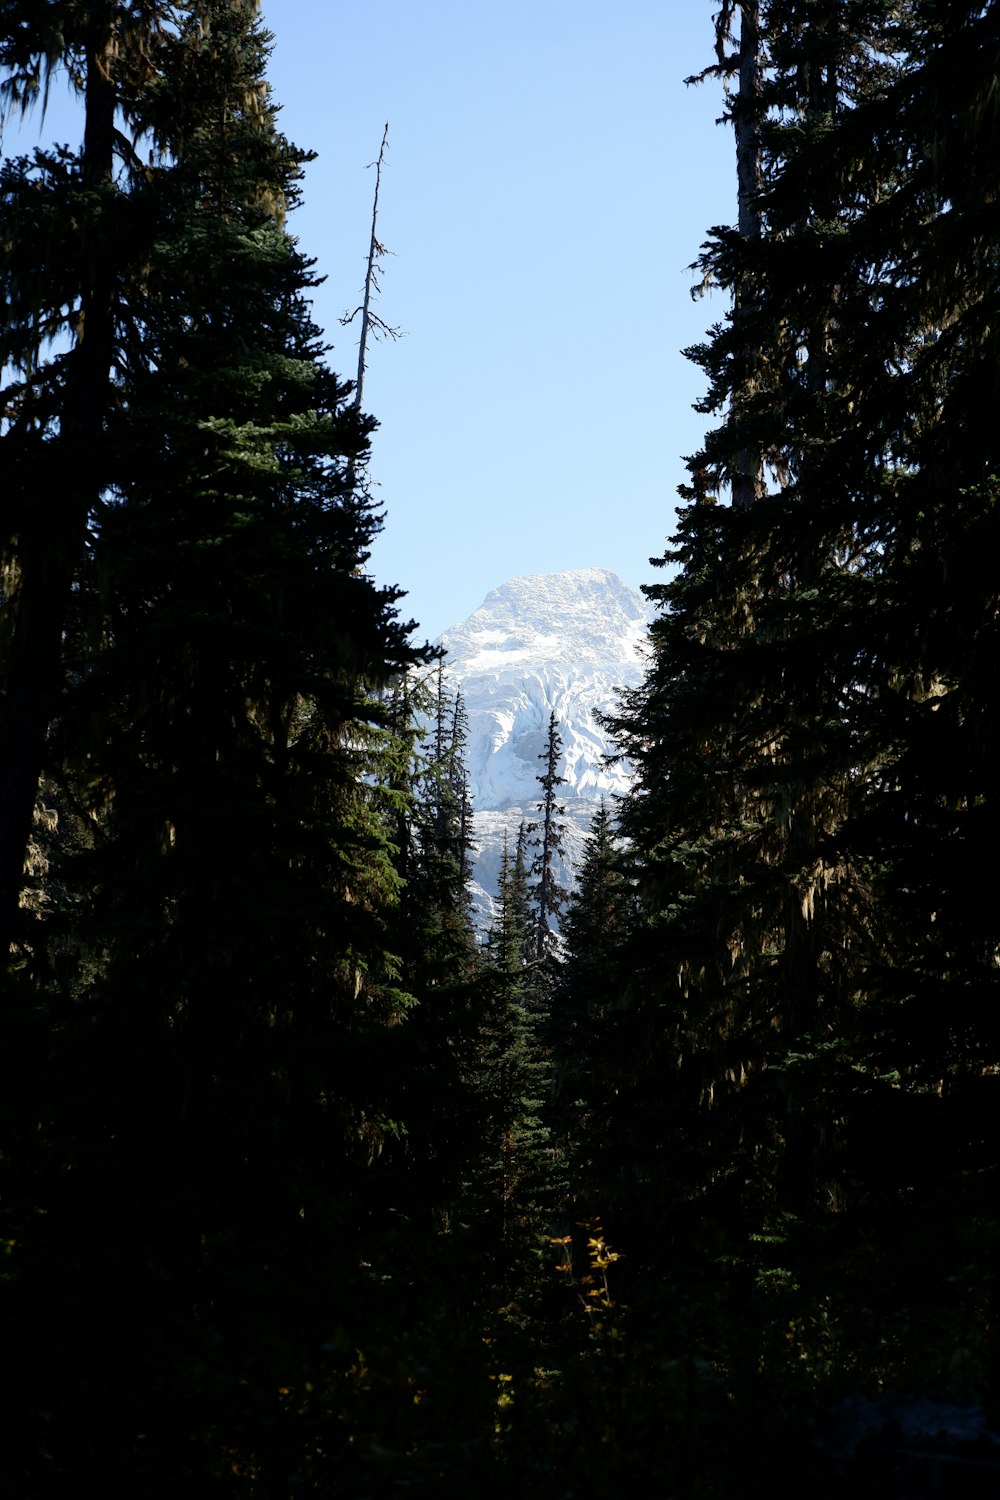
[558,801,624,1018]
[0,0,181,953]
[549,798,632,1213]
[605,0,935,1266]
[448,688,475,890]
[527,711,568,963]
[470,832,551,1283]
[835,0,1000,1217]
[601,0,1000,1410]
[512,818,533,946]
[1,5,432,1487]
[382,667,482,1219]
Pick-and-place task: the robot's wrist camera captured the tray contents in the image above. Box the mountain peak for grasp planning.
[441,568,650,686]
[476,566,645,620]
[440,568,652,925]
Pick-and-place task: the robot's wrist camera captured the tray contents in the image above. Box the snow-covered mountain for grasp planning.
[438,568,653,928]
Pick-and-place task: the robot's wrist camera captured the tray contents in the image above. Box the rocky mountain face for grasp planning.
[438,568,653,929]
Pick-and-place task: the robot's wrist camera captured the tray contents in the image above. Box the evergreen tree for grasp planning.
[470,832,551,1284]
[599,0,916,1257]
[527,711,568,963]
[383,667,482,1218]
[550,798,633,1214]
[558,801,625,1024]
[1,5,432,1488]
[835,0,1000,1242]
[600,0,1000,1414]
[448,687,475,891]
[0,0,179,953]
[512,818,533,946]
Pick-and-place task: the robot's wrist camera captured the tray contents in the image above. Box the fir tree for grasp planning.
[550,798,632,1214]
[512,818,533,947]
[601,0,1000,1413]
[1,5,432,1488]
[0,0,178,953]
[448,687,475,891]
[383,667,482,1218]
[527,711,568,963]
[600,0,918,1258]
[471,831,552,1283]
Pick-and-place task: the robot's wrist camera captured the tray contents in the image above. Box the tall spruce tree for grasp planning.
[601,0,913,1254]
[0,0,181,954]
[600,0,1000,1413]
[512,817,533,945]
[836,0,1000,1239]
[470,831,552,1284]
[381,667,482,1222]
[527,711,568,963]
[1,5,432,1489]
[549,798,632,1215]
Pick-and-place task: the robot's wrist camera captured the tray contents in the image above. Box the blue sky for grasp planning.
[7,3,736,643]
[264,2,735,640]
